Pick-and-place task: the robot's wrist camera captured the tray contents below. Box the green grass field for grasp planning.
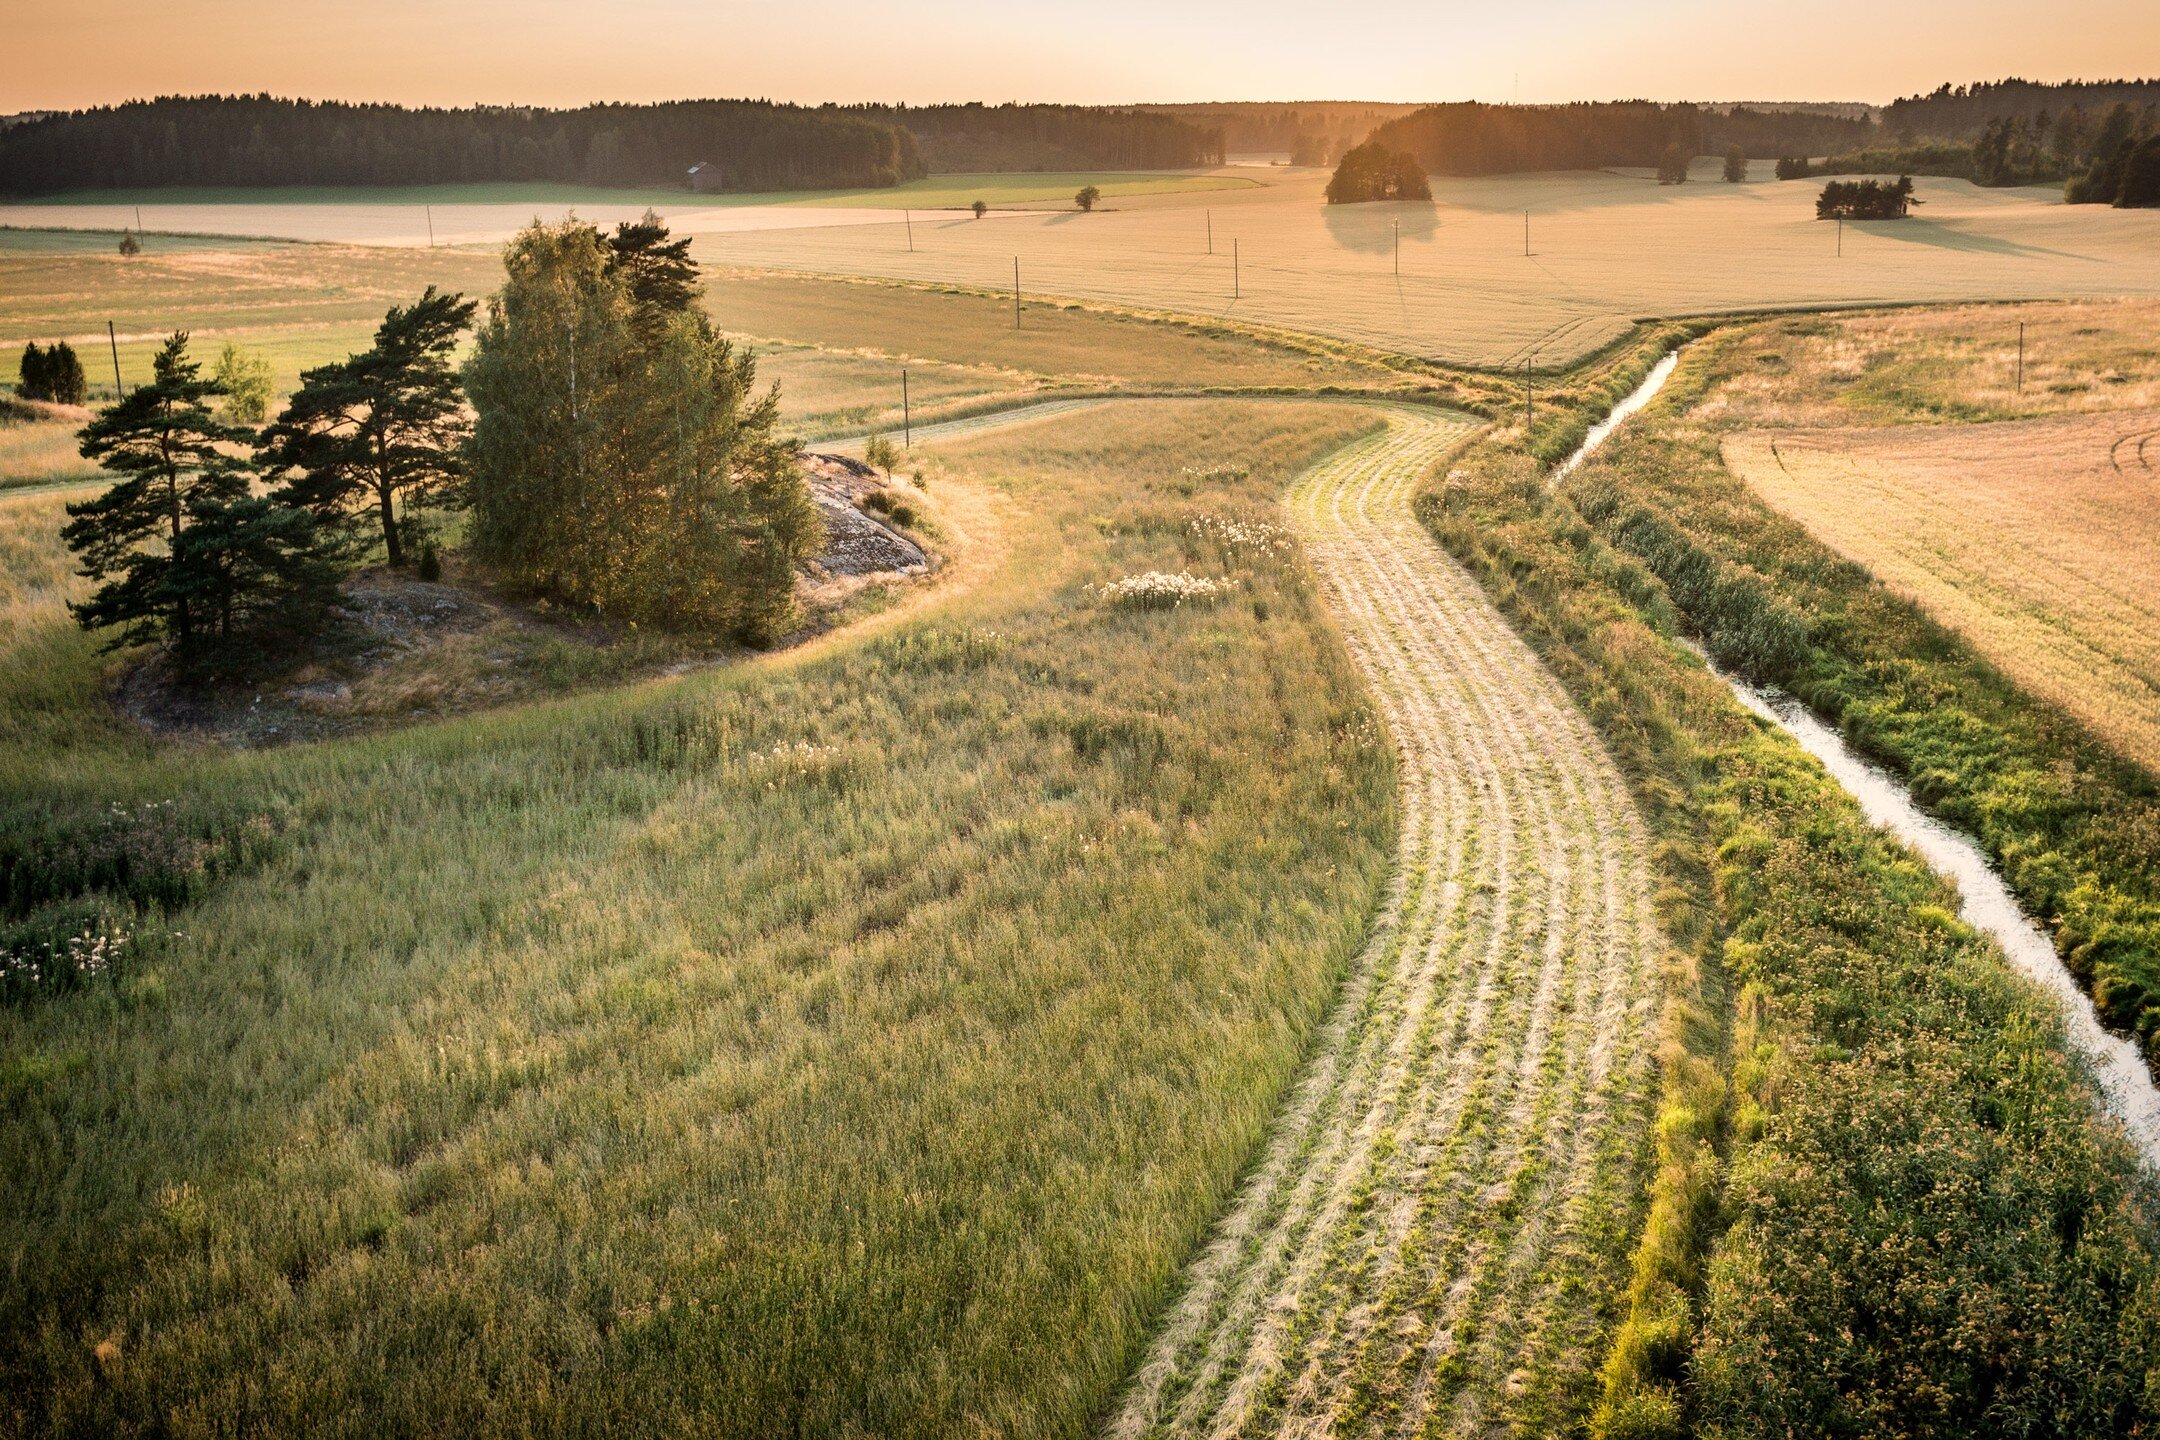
[0,399,1403,1437]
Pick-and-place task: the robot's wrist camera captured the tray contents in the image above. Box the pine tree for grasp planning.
[17,343,49,401]
[45,342,87,405]
[63,332,341,677]
[606,211,702,337]
[257,288,477,567]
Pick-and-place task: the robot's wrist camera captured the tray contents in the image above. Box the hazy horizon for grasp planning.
[8,0,2157,115]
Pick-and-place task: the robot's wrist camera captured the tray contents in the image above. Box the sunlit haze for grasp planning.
[8,0,2158,110]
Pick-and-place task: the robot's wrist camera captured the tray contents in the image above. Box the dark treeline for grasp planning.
[1786,102,2160,206]
[866,103,1221,171]
[0,95,1228,196]
[1884,78,2160,140]
[1362,101,1871,176]
[1138,102,1422,165]
[0,95,925,195]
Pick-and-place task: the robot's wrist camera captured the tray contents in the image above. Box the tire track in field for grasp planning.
[1110,409,1664,1440]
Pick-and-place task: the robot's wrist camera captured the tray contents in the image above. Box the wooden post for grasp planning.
[905,209,914,252]
[425,204,435,248]
[134,206,144,247]
[2017,321,2025,393]
[903,368,911,447]
[1207,209,1212,254]
[1234,237,1240,299]
[1837,217,1843,257]
[107,320,124,399]
[1013,257,1021,329]
[1394,218,1400,276]
[1524,210,1529,257]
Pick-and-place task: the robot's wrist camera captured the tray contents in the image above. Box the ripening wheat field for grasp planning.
[1726,409,2160,774]
[12,167,2160,368]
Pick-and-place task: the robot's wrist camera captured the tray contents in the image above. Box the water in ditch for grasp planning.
[1556,346,2160,1167]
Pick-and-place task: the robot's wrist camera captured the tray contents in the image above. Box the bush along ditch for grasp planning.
[1418,355,2160,1437]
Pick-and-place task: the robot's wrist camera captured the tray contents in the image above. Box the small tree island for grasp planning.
[1325,142,1432,203]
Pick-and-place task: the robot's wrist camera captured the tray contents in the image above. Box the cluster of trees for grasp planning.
[0,96,925,195]
[64,213,817,682]
[2064,105,2160,206]
[15,342,86,404]
[462,216,819,637]
[1815,176,1917,219]
[866,104,1220,171]
[1324,143,1431,203]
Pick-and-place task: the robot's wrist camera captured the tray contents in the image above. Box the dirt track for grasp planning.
[1110,409,1663,1438]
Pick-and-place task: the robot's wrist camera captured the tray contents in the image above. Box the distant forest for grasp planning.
[864,104,1220,171]
[1137,103,1423,165]
[0,96,1221,196]
[1884,78,2160,140]
[1362,101,1870,175]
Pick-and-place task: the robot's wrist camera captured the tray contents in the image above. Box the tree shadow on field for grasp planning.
[1854,218,2094,262]
[1321,201,1441,256]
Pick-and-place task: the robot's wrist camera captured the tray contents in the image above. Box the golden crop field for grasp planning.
[1726,408,2160,773]
[14,166,2160,369]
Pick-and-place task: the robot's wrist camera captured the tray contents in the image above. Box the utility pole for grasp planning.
[1837,217,1843,257]
[1207,209,1212,255]
[1394,218,1400,276]
[903,368,911,447]
[2017,321,2026,393]
[905,209,914,252]
[1234,238,1241,300]
[1524,210,1530,257]
[1013,257,1021,329]
[107,320,124,399]
[134,206,144,248]
[425,205,435,248]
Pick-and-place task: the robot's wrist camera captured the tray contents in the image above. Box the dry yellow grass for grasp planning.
[1726,408,2160,773]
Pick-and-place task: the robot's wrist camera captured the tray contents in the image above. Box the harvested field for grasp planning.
[1113,408,1663,1438]
[1727,409,2160,773]
[14,171,2160,369]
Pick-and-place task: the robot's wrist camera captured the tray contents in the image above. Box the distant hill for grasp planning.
[1364,101,1871,176]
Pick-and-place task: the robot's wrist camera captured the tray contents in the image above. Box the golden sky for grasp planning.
[8,0,2157,111]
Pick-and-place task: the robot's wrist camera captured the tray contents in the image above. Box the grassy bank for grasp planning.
[1419,356,2160,1435]
[0,400,1398,1438]
[1574,320,2160,1068]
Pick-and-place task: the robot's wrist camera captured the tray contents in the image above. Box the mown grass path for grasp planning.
[1111,409,1664,1438]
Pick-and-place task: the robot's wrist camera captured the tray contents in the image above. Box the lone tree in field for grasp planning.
[463,219,820,639]
[1075,184,1101,212]
[1723,145,1748,183]
[972,199,988,219]
[1325,143,1432,203]
[1657,142,1692,184]
[16,342,88,405]
[64,332,341,679]
[257,287,478,567]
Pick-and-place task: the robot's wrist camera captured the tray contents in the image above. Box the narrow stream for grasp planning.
[1555,354,2160,1167]
[1719,672,2160,1166]
[1555,345,1682,479]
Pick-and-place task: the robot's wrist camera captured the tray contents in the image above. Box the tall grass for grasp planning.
[0,400,1397,1438]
